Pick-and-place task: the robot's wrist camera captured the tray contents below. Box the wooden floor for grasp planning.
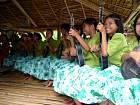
[0,68,69,105]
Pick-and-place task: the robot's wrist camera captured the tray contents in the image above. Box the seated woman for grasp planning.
[96,14,128,67]
[121,14,140,79]
[127,13,140,51]
[47,24,78,87]
[44,29,59,57]
[69,18,100,68]
[57,23,71,59]
[15,34,29,56]
[13,34,34,80]
[32,32,46,56]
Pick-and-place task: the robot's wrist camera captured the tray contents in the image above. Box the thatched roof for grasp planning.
[0,0,140,32]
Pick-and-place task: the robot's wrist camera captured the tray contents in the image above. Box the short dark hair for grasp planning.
[82,18,98,28]
[105,14,124,33]
[134,13,140,42]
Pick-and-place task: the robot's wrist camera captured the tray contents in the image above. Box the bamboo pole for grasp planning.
[11,0,38,27]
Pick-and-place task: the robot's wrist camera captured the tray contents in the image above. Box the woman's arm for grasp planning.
[69,29,90,51]
[122,51,140,65]
[122,53,130,62]
[46,42,56,53]
[96,23,108,57]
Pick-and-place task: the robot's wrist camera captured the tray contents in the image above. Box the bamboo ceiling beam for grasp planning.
[32,0,49,26]
[61,5,78,12]
[47,0,58,20]
[74,0,111,15]
[80,2,86,19]
[10,28,44,32]
[64,0,71,17]
[8,27,57,32]
[124,4,140,26]
[11,0,38,27]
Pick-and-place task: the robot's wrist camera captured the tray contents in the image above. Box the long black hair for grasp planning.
[134,13,140,42]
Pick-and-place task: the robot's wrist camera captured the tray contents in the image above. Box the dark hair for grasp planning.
[47,29,53,35]
[28,32,33,38]
[34,32,42,40]
[134,13,140,42]
[105,14,124,33]
[82,18,97,28]
[73,25,80,31]
[0,34,9,43]
[21,34,27,41]
[60,23,70,32]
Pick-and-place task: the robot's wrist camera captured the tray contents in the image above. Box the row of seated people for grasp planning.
[2,13,140,105]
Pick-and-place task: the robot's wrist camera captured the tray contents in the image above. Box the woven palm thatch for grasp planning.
[0,0,139,31]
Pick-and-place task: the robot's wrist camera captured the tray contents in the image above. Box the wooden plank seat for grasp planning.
[0,70,69,105]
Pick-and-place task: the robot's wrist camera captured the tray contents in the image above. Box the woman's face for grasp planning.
[46,31,52,39]
[83,24,95,36]
[136,17,140,36]
[105,18,118,35]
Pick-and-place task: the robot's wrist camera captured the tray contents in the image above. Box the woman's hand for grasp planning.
[69,29,79,38]
[97,23,106,34]
[90,44,99,52]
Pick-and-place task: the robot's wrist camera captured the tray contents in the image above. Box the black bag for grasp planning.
[121,57,140,79]
[75,43,84,66]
